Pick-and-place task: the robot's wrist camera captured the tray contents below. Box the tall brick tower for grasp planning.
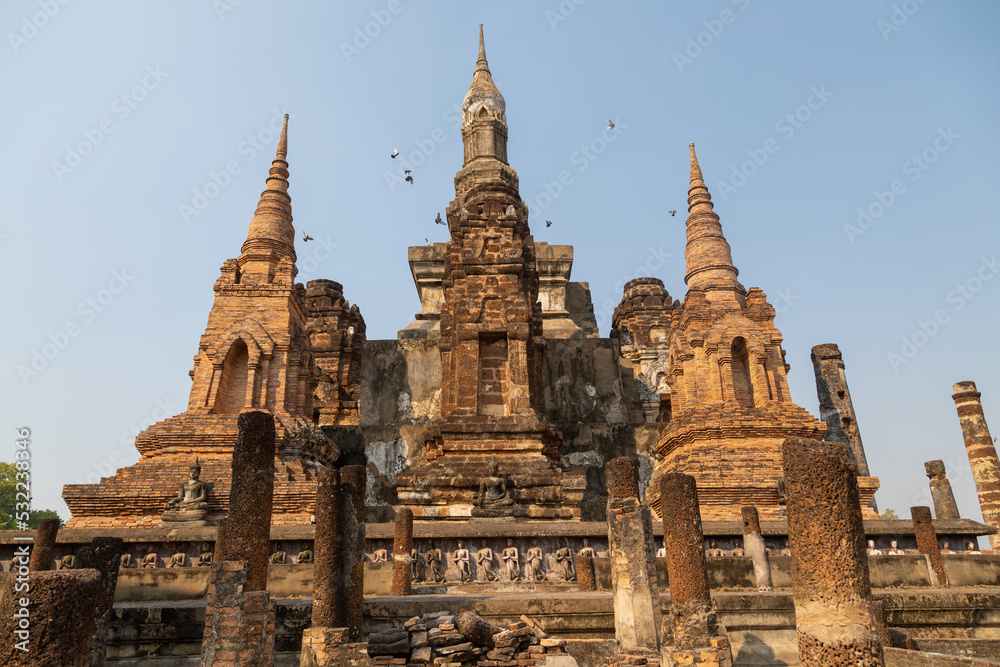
[64,116,354,528]
[395,26,584,519]
[639,145,879,521]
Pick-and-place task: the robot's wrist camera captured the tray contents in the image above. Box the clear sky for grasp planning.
[2,2,998,536]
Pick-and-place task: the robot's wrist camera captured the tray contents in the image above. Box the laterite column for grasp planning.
[783,436,884,666]
[953,381,1000,551]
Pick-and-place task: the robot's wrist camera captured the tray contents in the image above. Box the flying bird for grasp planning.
[545,220,553,227]
[391,148,399,159]
[425,237,431,245]
[605,120,615,130]
[435,213,445,225]
[669,211,676,217]
[405,174,414,184]
[302,232,314,242]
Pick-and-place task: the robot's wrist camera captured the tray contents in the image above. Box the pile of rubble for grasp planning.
[366,611,568,666]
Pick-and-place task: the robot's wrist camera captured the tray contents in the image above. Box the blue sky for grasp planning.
[2,2,998,535]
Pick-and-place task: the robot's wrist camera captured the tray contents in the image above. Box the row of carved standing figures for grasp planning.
[866,539,981,555]
[370,539,602,583]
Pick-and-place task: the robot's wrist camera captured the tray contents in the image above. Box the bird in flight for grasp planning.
[435,213,445,225]
[405,173,414,184]
[425,237,431,245]
[302,232,314,242]
[545,220,553,227]
[605,120,615,130]
[391,148,399,159]
[669,211,676,217]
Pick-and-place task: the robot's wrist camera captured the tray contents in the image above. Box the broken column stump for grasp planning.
[953,381,1000,551]
[577,555,596,592]
[659,472,732,666]
[85,536,125,667]
[27,517,59,572]
[390,508,414,596]
[911,505,949,587]
[202,410,278,667]
[0,569,102,666]
[783,436,884,666]
[742,506,772,592]
[605,457,660,652]
[924,460,961,520]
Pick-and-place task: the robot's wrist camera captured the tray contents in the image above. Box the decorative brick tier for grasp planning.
[648,404,879,521]
[63,412,332,529]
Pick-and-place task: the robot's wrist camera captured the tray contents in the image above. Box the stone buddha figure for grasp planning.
[162,459,210,523]
[476,547,499,582]
[476,458,515,508]
[555,539,575,581]
[197,546,214,566]
[452,542,472,582]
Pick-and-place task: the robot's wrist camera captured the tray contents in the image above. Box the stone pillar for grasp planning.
[605,457,660,652]
[911,505,948,588]
[660,473,732,667]
[301,469,347,667]
[390,508,413,596]
[0,569,102,666]
[203,561,276,667]
[741,506,772,592]
[27,517,59,572]
[811,343,873,477]
[783,436,884,666]
[924,460,961,520]
[952,381,1000,551]
[203,410,277,667]
[311,468,342,628]
[85,537,125,667]
[339,464,367,641]
[576,556,596,591]
[215,410,276,591]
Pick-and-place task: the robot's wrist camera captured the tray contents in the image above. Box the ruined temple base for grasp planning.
[397,422,585,520]
[661,637,734,667]
[396,454,585,521]
[299,627,364,667]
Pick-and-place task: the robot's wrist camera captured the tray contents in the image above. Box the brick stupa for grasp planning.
[394,26,585,519]
[63,116,364,528]
[616,145,879,521]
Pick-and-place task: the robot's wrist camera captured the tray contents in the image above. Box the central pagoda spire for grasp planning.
[458,24,510,171]
[240,114,296,280]
[683,143,743,303]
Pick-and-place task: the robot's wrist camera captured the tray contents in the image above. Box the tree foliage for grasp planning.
[0,461,63,530]
[879,507,899,520]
